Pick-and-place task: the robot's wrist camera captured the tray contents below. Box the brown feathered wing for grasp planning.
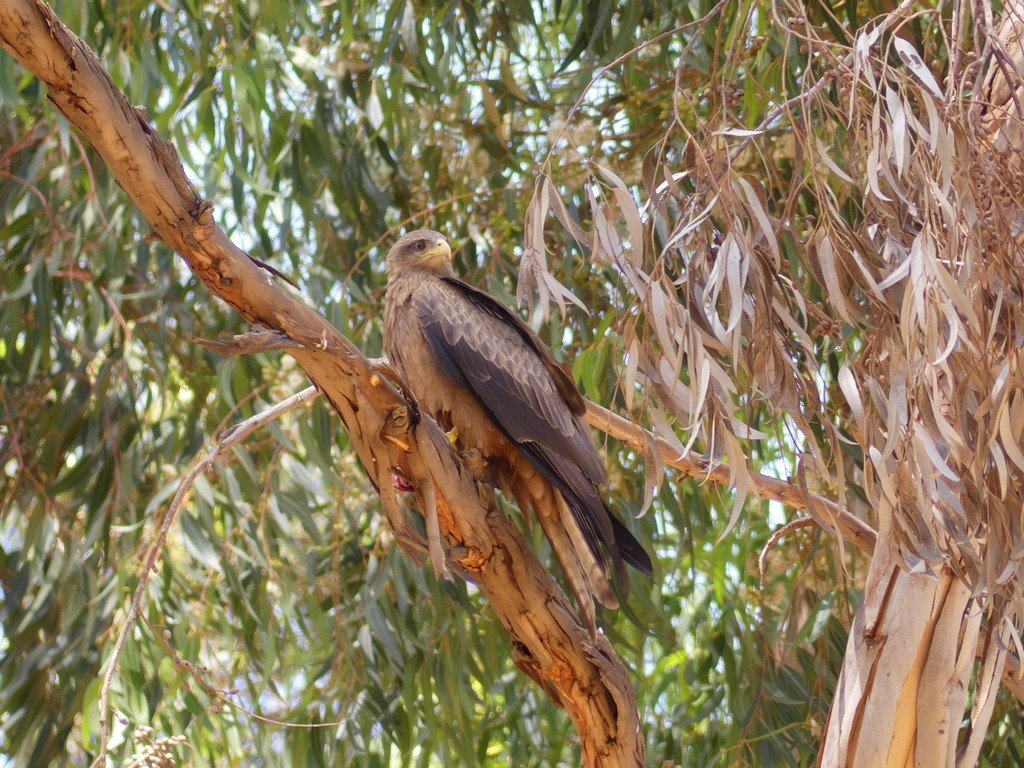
[411,277,651,627]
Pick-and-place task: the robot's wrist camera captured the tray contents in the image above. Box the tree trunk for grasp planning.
[819,540,1008,766]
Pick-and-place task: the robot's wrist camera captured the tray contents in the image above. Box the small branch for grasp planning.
[759,517,818,581]
[728,0,919,163]
[91,387,318,767]
[193,329,302,356]
[584,400,879,556]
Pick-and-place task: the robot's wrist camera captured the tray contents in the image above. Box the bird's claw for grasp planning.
[459,448,488,477]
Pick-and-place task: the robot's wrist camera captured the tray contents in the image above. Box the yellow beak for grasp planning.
[421,238,453,269]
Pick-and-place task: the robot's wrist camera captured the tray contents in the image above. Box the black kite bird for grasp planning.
[383,229,652,634]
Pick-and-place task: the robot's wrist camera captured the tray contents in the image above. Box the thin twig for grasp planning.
[759,517,818,582]
[91,386,319,768]
[729,0,919,164]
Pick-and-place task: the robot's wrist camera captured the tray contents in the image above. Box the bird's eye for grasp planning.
[415,241,426,251]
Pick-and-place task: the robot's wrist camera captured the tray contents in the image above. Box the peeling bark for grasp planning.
[819,542,995,767]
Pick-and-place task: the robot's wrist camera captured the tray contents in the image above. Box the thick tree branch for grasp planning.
[0,2,644,766]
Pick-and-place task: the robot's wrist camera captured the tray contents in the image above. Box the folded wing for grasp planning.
[415,277,652,582]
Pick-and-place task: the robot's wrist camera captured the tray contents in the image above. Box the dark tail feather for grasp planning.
[611,514,653,576]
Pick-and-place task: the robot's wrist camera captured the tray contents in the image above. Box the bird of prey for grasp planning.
[383,229,652,634]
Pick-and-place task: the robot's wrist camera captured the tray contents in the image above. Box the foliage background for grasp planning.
[1,0,1020,765]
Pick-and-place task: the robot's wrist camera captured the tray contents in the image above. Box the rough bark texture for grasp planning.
[0,1,644,764]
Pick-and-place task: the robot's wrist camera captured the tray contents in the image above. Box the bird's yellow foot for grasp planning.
[445,426,459,445]
[460,449,491,483]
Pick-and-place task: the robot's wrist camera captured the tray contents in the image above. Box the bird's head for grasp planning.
[385,229,454,279]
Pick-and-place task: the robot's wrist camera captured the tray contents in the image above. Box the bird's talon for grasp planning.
[445,426,459,444]
[459,448,491,481]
